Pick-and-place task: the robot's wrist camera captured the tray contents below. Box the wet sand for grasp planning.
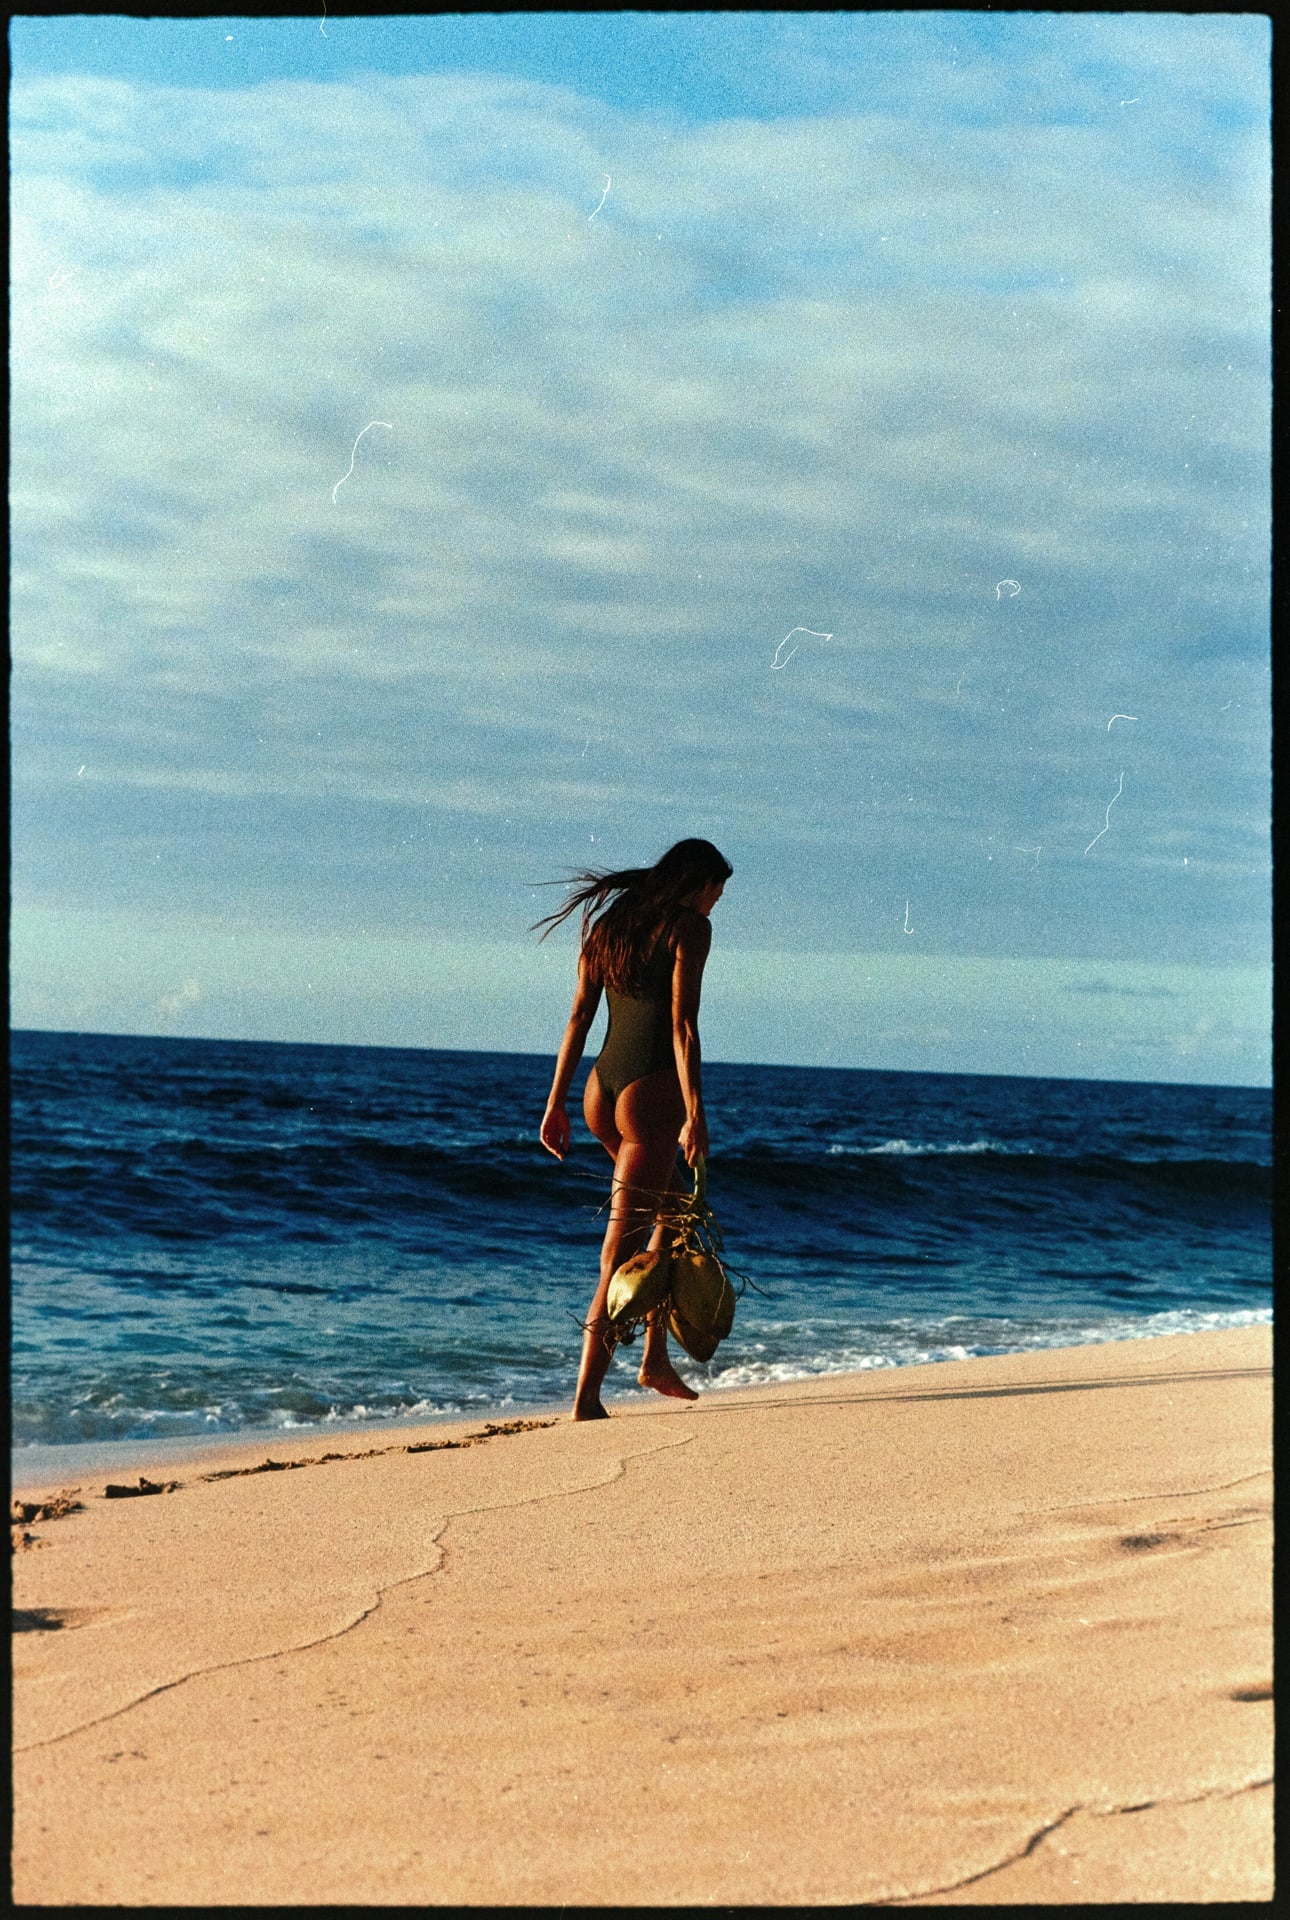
[11,1324,1272,1904]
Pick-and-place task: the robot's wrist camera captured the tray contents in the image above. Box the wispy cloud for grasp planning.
[154,976,203,1026]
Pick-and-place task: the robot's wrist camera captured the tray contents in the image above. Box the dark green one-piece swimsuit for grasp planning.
[594,939,676,1106]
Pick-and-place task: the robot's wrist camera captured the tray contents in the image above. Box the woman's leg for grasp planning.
[570,1068,621,1418]
[637,1160,698,1400]
[572,1068,685,1420]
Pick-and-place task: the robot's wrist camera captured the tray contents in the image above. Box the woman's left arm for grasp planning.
[540,953,603,1160]
[671,910,713,1167]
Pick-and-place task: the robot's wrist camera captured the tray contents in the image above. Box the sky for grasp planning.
[9,12,1272,1085]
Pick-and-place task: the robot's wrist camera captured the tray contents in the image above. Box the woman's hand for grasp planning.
[678,1109,709,1168]
[540,1105,571,1160]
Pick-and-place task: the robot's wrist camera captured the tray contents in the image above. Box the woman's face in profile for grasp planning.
[692,880,726,916]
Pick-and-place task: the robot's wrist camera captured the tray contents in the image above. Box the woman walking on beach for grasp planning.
[537,838,732,1420]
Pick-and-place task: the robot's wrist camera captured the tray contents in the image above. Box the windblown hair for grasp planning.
[533,838,733,994]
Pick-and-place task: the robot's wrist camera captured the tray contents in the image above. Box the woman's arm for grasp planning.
[540,952,603,1160]
[671,909,713,1167]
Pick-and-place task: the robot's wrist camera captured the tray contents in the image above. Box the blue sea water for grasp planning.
[9,1029,1272,1456]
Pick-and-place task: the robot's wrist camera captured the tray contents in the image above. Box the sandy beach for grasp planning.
[12,1323,1271,1905]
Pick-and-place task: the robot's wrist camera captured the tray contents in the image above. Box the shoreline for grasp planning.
[11,1309,1272,1492]
[14,1325,1272,1904]
[9,1396,572,1493]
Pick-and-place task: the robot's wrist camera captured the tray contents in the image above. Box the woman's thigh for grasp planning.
[616,1066,685,1149]
[607,1074,685,1251]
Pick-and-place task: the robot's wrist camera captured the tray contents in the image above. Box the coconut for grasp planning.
[670,1249,735,1340]
[667,1302,723,1363]
[606,1246,672,1325]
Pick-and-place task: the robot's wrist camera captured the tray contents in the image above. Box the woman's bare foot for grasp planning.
[572,1400,611,1421]
[638,1358,699,1401]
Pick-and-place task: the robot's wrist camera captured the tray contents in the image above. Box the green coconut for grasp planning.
[670,1249,735,1338]
[667,1248,735,1361]
[667,1303,721,1362]
[606,1246,672,1325]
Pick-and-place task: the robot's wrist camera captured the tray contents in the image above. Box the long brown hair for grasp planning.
[533,838,733,993]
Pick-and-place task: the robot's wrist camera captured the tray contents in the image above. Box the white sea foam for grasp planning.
[307,1396,459,1427]
[827,1137,1031,1157]
[673,1306,1272,1396]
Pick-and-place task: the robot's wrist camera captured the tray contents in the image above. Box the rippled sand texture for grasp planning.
[12,1325,1271,1905]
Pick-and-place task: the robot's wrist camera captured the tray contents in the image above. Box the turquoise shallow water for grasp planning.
[10,1029,1272,1456]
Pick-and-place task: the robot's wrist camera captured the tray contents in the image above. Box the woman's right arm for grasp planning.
[540,952,602,1160]
[671,910,713,1167]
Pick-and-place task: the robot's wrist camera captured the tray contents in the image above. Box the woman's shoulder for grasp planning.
[667,906,713,951]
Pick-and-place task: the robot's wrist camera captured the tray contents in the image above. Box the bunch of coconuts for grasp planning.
[605,1158,736,1363]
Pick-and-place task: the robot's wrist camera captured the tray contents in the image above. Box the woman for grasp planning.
[537,838,732,1420]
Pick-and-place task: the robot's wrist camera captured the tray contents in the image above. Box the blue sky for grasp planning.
[9,13,1271,1083]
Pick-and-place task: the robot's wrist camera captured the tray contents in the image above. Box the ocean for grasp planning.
[9,1029,1272,1458]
